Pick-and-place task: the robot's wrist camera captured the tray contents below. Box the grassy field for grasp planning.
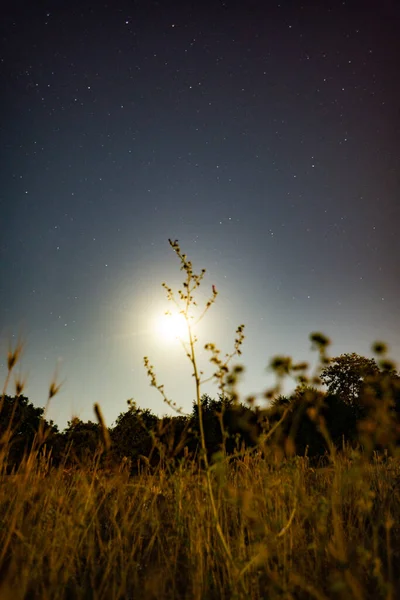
[0,449,399,599]
[2,242,399,599]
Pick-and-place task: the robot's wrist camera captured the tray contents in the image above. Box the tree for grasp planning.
[61,418,103,466]
[190,394,260,457]
[110,401,159,470]
[266,387,361,457]
[357,369,400,452]
[153,414,192,464]
[0,394,58,470]
[320,353,380,405]
[266,388,328,457]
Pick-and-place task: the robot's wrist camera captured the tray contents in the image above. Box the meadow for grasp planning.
[1,240,399,599]
[1,446,399,599]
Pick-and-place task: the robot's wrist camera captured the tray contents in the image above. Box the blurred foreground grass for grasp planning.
[0,450,399,599]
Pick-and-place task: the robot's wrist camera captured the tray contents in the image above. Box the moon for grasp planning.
[156,311,188,343]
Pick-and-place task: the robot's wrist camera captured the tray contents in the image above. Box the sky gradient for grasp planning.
[2,1,399,428]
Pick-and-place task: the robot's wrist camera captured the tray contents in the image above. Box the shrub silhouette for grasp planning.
[110,402,159,471]
[61,418,103,466]
[266,387,364,458]
[0,394,57,471]
[190,394,260,458]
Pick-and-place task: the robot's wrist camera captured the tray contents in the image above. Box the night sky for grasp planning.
[2,1,399,428]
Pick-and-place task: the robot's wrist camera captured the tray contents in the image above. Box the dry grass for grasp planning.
[2,242,399,598]
[0,450,399,599]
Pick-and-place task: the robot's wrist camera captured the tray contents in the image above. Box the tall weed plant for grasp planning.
[0,240,399,599]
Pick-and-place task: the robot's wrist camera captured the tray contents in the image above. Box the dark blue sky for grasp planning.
[1,1,399,428]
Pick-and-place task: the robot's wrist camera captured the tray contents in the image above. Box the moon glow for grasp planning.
[156,311,188,342]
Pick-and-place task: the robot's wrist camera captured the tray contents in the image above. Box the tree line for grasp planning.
[1,352,399,473]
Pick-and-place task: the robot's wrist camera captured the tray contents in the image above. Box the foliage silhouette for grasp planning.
[110,401,159,470]
[320,353,380,405]
[0,394,57,470]
[266,387,360,458]
[61,418,103,466]
[190,394,260,458]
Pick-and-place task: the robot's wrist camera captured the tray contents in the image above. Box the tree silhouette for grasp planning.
[60,418,103,466]
[110,401,159,470]
[190,394,260,458]
[266,387,361,457]
[320,353,380,405]
[0,394,57,470]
